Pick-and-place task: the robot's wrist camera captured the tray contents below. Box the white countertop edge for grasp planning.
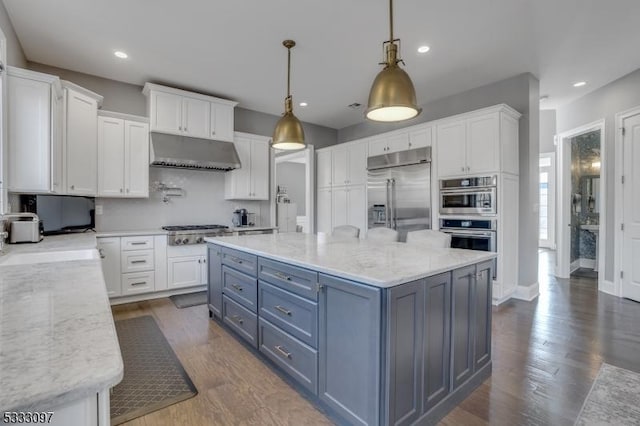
[96,229,168,237]
[205,237,497,288]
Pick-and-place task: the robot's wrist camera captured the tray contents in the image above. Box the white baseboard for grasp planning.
[571,258,596,272]
[110,285,207,306]
[599,280,616,296]
[513,281,540,302]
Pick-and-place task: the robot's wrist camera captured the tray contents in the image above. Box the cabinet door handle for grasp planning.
[70,185,75,190]
[131,260,146,264]
[126,188,130,193]
[461,167,465,172]
[274,345,292,359]
[274,305,292,316]
[408,142,412,147]
[231,283,244,292]
[179,126,182,131]
[198,259,202,264]
[131,281,147,286]
[98,249,105,259]
[274,271,292,281]
[231,314,244,325]
[203,259,207,264]
[119,188,123,193]
[230,257,243,264]
[185,127,188,132]
[212,130,216,135]
[131,242,146,245]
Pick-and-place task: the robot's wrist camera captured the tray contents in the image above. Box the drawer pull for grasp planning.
[274,345,292,359]
[231,314,244,325]
[131,260,147,264]
[274,305,292,316]
[131,281,147,286]
[230,256,243,264]
[231,283,244,292]
[274,271,292,281]
[131,242,147,246]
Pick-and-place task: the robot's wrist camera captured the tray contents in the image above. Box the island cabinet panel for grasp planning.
[221,246,257,276]
[473,261,493,371]
[223,295,258,348]
[318,274,381,426]
[222,266,258,313]
[386,279,424,426]
[259,318,318,395]
[258,257,319,301]
[258,281,318,347]
[422,273,452,412]
[207,245,223,319]
[451,265,476,390]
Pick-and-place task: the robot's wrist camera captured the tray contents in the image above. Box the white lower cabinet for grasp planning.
[317,187,333,234]
[122,271,155,295]
[331,185,366,237]
[167,245,208,289]
[97,237,121,297]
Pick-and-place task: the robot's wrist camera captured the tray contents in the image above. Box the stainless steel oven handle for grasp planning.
[441,230,495,237]
[390,178,396,229]
[385,179,391,228]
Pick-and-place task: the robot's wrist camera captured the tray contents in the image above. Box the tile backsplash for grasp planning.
[96,167,269,231]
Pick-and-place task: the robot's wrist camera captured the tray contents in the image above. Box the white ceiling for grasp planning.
[4,0,640,129]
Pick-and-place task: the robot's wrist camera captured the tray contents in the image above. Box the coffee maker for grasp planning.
[232,208,248,227]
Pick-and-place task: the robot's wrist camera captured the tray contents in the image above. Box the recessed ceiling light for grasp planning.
[299,102,308,107]
[573,81,586,87]
[114,51,128,59]
[417,45,430,53]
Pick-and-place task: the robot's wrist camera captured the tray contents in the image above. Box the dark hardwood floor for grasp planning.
[112,249,640,425]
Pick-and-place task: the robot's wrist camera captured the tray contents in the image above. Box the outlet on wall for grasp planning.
[95,205,103,215]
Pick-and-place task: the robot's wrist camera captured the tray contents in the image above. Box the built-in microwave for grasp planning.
[439,176,497,216]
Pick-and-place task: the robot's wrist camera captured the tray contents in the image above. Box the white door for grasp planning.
[436,121,466,177]
[332,187,349,228]
[467,113,499,174]
[317,150,333,188]
[124,121,149,197]
[539,153,556,248]
[7,75,51,192]
[347,185,366,237]
[210,103,234,142]
[348,142,367,186]
[621,113,640,302]
[250,138,269,200]
[332,146,349,186]
[168,256,202,288]
[151,92,182,134]
[97,237,122,297]
[65,88,98,195]
[408,127,432,150]
[97,117,125,197]
[317,187,332,234]
[182,96,210,138]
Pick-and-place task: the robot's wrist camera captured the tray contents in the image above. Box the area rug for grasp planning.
[169,291,208,308]
[575,363,640,425]
[111,316,198,425]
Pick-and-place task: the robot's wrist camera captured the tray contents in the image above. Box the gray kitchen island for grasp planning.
[205,233,495,426]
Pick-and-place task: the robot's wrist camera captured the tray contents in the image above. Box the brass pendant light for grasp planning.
[365,0,421,122]
[272,40,306,150]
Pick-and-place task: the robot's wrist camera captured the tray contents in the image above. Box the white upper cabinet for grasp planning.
[143,83,237,141]
[63,82,102,196]
[317,150,332,188]
[224,132,270,200]
[321,140,368,188]
[98,113,150,198]
[182,96,210,138]
[436,107,520,179]
[331,145,349,186]
[347,142,367,186]
[368,127,432,157]
[7,67,61,193]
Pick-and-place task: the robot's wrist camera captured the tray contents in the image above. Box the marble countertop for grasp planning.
[229,226,278,232]
[206,233,497,288]
[96,229,167,238]
[0,234,123,411]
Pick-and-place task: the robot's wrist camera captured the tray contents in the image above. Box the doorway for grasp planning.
[556,120,606,290]
[270,146,315,234]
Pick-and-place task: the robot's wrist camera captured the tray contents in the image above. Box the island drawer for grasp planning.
[222,266,258,313]
[258,281,318,348]
[223,296,258,348]
[258,258,319,301]
[259,318,318,395]
[221,247,258,276]
[122,271,155,295]
[121,236,154,251]
[121,249,155,273]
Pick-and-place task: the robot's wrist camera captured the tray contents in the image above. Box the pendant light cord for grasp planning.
[389,0,394,42]
[287,47,291,98]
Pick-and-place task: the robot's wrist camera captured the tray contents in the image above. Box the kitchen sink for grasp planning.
[0,249,99,266]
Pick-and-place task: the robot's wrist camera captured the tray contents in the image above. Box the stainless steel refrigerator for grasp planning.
[367,147,431,241]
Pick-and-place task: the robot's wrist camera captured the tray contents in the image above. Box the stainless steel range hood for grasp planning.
[150,132,241,171]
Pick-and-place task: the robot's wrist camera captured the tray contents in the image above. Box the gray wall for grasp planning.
[338,73,540,290]
[540,110,557,153]
[276,162,306,215]
[0,1,26,67]
[556,67,640,283]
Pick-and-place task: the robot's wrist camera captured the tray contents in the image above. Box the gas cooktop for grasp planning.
[161,224,228,232]
[162,224,230,245]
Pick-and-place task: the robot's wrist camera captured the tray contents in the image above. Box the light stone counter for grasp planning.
[0,234,123,412]
[95,229,167,238]
[206,232,497,288]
